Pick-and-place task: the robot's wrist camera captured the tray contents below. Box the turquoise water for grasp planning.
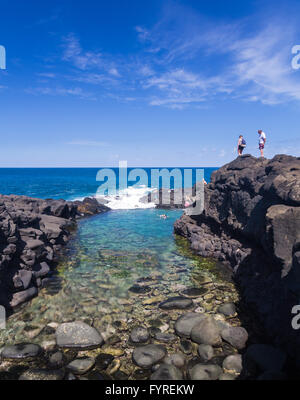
[0,166,240,378]
[0,207,236,347]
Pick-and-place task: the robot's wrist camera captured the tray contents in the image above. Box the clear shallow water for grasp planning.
[0,166,243,380]
[0,208,236,348]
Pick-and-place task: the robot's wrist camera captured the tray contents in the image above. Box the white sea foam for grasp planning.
[98,185,156,210]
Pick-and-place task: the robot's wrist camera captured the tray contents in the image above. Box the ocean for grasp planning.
[0,167,218,208]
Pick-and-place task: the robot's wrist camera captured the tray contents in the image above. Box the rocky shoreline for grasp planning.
[0,195,110,312]
[174,154,300,370]
[0,155,299,381]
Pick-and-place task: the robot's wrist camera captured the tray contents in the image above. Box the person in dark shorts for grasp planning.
[237,135,246,156]
[258,130,266,157]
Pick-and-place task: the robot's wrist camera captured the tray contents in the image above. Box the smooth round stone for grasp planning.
[223,354,243,373]
[129,285,151,294]
[19,369,65,380]
[55,321,104,349]
[154,332,177,343]
[191,317,222,346]
[180,287,208,298]
[189,364,222,380]
[174,312,207,338]
[150,364,183,380]
[67,357,95,375]
[221,326,248,350]
[164,353,186,368]
[218,303,237,317]
[245,344,287,372]
[132,344,167,368]
[198,344,214,361]
[130,327,150,344]
[219,373,236,380]
[95,353,114,370]
[159,297,193,310]
[1,343,42,359]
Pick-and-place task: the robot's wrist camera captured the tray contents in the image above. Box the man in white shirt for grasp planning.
[258,130,266,157]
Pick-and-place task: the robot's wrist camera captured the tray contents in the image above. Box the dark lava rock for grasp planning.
[130,327,150,344]
[218,303,237,317]
[174,155,300,362]
[1,343,42,359]
[132,344,167,368]
[95,353,114,370]
[67,357,95,375]
[174,312,207,338]
[189,364,222,380]
[198,344,214,361]
[150,364,183,380]
[19,369,65,380]
[190,317,222,346]
[129,285,151,294]
[74,197,110,216]
[0,194,109,310]
[245,344,287,372]
[221,326,248,350]
[55,321,104,349]
[159,296,193,310]
[180,287,208,298]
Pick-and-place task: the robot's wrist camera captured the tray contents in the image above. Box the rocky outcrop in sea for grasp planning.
[174,154,300,365]
[0,195,110,311]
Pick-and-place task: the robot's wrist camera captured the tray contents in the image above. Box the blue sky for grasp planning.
[0,0,300,167]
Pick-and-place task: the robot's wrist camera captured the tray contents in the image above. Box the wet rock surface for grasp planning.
[1,343,42,359]
[55,321,104,349]
[132,344,167,368]
[159,296,193,310]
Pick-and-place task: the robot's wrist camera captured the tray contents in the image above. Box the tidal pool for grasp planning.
[0,209,240,379]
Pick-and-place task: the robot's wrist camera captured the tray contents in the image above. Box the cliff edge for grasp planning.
[174,154,300,363]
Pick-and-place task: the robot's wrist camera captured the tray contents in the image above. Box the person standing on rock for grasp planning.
[237,135,246,156]
[258,130,266,157]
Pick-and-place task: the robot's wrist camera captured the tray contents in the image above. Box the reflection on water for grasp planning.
[0,209,237,347]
